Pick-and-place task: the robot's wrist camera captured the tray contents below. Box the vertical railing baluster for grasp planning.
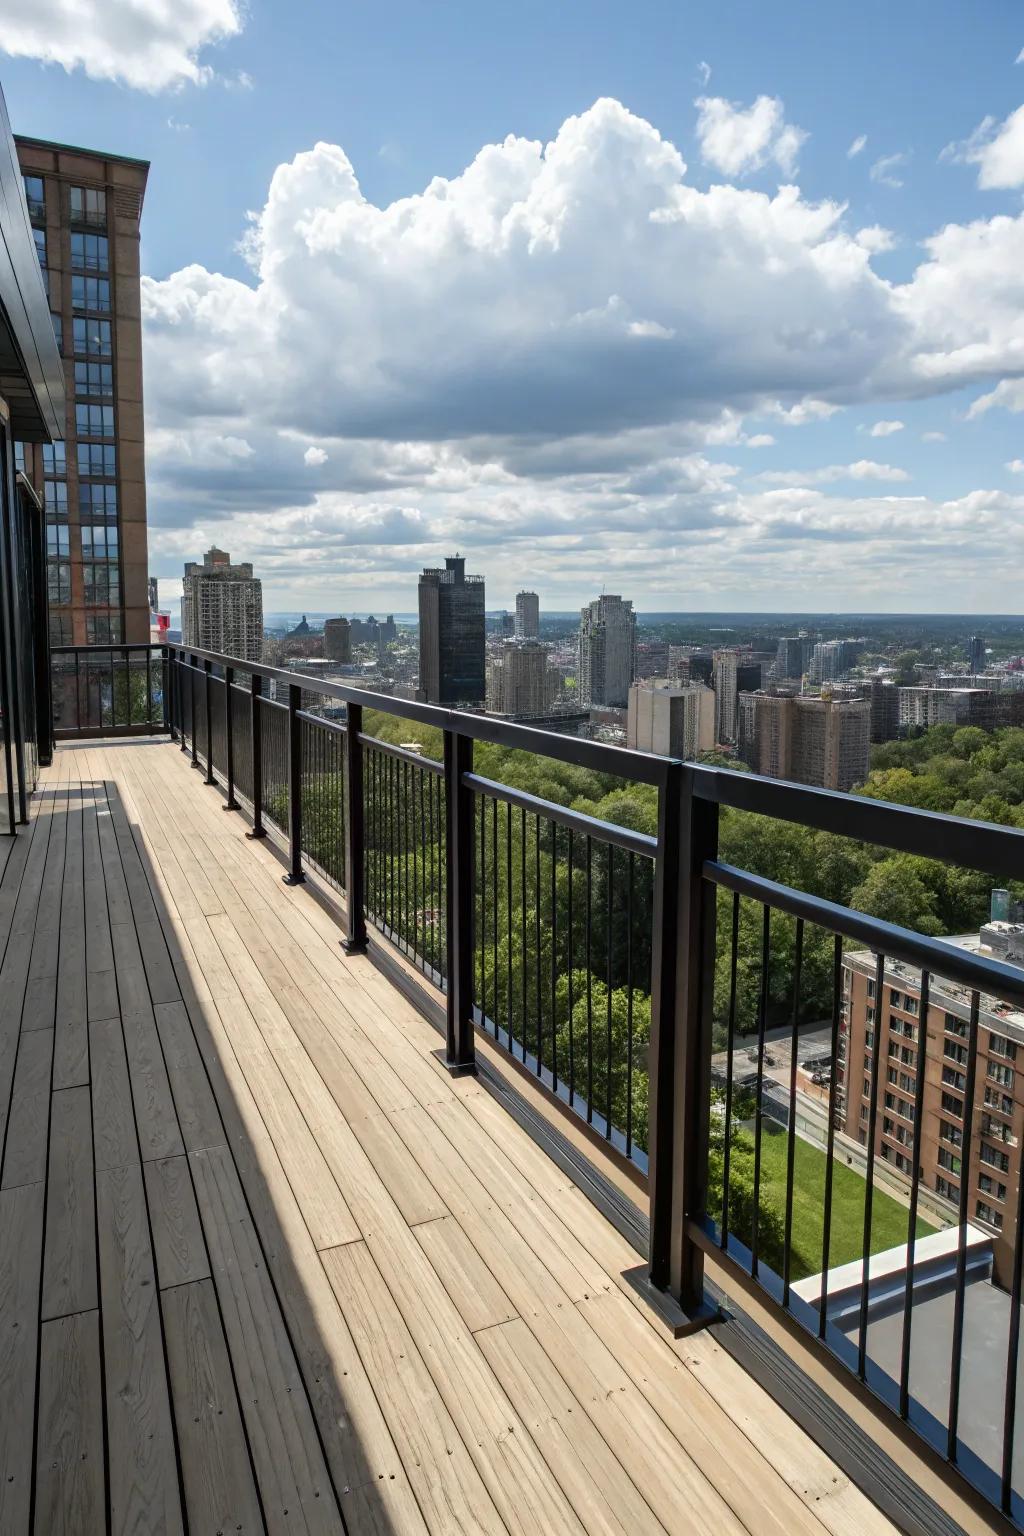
[203,658,215,785]
[647,762,718,1314]
[343,702,367,953]
[247,672,266,840]
[146,646,152,725]
[284,682,303,884]
[783,918,804,1308]
[899,970,931,1418]
[585,835,593,1119]
[948,990,981,1460]
[858,951,887,1380]
[167,650,177,741]
[223,664,237,810]
[819,933,844,1338]
[605,843,613,1134]
[751,904,771,1281]
[624,851,634,1158]
[567,827,574,1107]
[535,814,542,1076]
[189,656,198,768]
[441,727,475,1074]
[550,820,557,1093]
[1002,1102,1024,1514]
[720,891,740,1249]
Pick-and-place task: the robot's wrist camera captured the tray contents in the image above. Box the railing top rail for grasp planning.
[690,763,1024,883]
[167,642,673,786]
[51,643,158,654]
[359,733,443,774]
[465,770,658,858]
[706,859,1024,1012]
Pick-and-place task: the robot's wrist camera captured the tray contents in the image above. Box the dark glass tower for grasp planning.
[417,554,485,705]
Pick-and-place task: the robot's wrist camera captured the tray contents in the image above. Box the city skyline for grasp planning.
[3,3,1024,615]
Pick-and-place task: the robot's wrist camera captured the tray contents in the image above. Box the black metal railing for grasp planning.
[66,642,1024,1525]
[51,643,166,735]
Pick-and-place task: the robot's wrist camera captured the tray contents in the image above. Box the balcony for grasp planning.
[3,644,1024,1536]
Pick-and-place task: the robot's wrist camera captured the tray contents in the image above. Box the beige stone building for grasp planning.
[627,680,715,759]
[16,136,149,645]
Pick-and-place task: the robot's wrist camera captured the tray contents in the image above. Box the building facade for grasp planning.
[323,616,351,662]
[417,554,485,705]
[578,594,635,708]
[870,675,900,744]
[840,937,1024,1285]
[712,649,740,745]
[515,590,539,640]
[486,640,554,716]
[16,135,149,646]
[181,547,263,662]
[627,681,715,759]
[737,691,871,791]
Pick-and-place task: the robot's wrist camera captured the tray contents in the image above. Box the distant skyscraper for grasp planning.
[869,675,899,743]
[148,576,158,614]
[775,635,810,681]
[969,634,986,673]
[515,590,540,640]
[712,649,740,744]
[323,617,351,662]
[627,681,715,759]
[487,640,553,716]
[181,547,263,662]
[578,594,635,707]
[417,554,486,705]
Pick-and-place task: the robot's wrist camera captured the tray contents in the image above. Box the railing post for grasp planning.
[342,701,367,953]
[162,647,171,735]
[284,682,304,884]
[223,664,238,810]
[203,658,215,785]
[439,726,476,1075]
[168,650,177,741]
[247,672,266,839]
[189,655,198,767]
[178,651,188,751]
[646,761,718,1323]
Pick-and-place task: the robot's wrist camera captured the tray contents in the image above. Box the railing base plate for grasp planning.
[245,828,267,840]
[621,1265,719,1339]
[431,1046,477,1079]
[222,801,238,812]
[341,936,368,956]
[282,873,306,886]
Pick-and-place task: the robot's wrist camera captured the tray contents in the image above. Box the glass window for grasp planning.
[80,525,117,556]
[42,442,66,475]
[13,442,26,474]
[72,317,112,357]
[23,175,45,220]
[71,276,111,313]
[46,524,70,558]
[937,1147,962,1175]
[981,1141,1012,1173]
[86,614,122,643]
[51,312,62,353]
[75,361,114,398]
[984,1085,1014,1115]
[941,1091,964,1118]
[79,482,118,518]
[82,561,120,607]
[976,1201,1004,1230]
[44,480,69,514]
[47,561,71,605]
[33,227,46,267]
[936,1175,958,1200]
[988,1061,1015,1090]
[939,1119,963,1147]
[945,1013,969,1039]
[49,615,72,647]
[979,1173,1007,1201]
[70,185,107,226]
[75,403,115,437]
[77,443,116,477]
[944,1040,969,1065]
[990,1034,1017,1061]
[70,232,109,272]
[942,1065,967,1091]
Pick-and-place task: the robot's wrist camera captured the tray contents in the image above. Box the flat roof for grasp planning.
[13,133,150,172]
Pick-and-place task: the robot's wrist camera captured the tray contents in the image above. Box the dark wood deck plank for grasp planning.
[1,1028,54,1189]
[144,1154,210,1288]
[34,1311,106,1536]
[0,1181,45,1534]
[41,1085,97,1321]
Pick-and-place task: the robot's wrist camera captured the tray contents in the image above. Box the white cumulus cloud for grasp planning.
[304,446,329,466]
[1008,459,1024,473]
[941,105,1024,190]
[869,420,904,436]
[0,0,243,90]
[695,94,808,178]
[847,134,868,158]
[869,152,909,189]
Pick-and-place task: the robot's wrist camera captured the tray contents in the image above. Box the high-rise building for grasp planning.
[627,681,715,760]
[16,135,150,645]
[148,576,158,615]
[181,548,263,662]
[774,635,810,682]
[969,634,986,674]
[487,640,554,716]
[417,554,485,705]
[323,617,351,662]
[712,649,740,745]
[869,675,899,744]
[515,590,539,640]
[578,594,635,707]
[737,691,870,791]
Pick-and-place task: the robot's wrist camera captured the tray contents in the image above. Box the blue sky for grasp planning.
[4,0,1024,614]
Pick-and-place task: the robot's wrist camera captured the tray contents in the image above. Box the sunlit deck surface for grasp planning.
[0,737,900,1536]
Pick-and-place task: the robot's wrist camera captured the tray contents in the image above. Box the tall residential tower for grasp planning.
[417,554,486,705]
[16,136,149,645]
[181,548,263,662]
[515,590,540,640]
[578,594,635,708]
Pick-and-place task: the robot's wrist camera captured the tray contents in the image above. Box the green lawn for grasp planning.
[742,1124,938,1280]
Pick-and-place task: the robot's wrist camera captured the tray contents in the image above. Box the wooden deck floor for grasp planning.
[0,738,900,1536]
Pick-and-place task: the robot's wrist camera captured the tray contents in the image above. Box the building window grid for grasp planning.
[23,175,45,220]
[71,275,111,314]
[70,185,107,227]
[75,403,115,438]
[70,232,109,272]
